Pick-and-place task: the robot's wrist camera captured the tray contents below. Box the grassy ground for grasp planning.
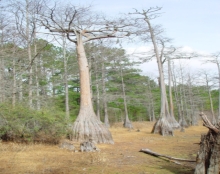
[0,121,207,174]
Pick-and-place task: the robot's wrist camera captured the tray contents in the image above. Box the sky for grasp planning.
[72,0,220,53]
[65,0,220,77]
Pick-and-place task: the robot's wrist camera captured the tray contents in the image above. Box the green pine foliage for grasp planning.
[54,91,80,121]
[0,104,68,144]
[211,90,219,110]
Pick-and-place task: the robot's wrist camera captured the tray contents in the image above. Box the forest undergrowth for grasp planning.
[0,121,207,174]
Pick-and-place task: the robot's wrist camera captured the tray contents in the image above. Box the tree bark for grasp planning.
[34,31,40,110]
[195,112,220,174]
[62,34,70,119]
[102,60,110,128]
[18,63,23,102]
[187,73,198,125]
[179,63,190,125]
[26,0,33,108]
[204,73,216,124]
[12,41,17,108]
[147,78,155,122]
[168,57,174,119]
[72,34,113,144]
[216,62,220,121]
[144,16,178,135]
[119,61,133,129]
[0,58,5,102]
[95,59,101,121]
[171,63,188,129]
[204,54,220,121]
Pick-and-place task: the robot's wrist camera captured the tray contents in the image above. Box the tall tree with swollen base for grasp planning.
[40,3,131,143]
[129,7,179,136]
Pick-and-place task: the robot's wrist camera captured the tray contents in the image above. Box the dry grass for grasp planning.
[0,121,207,174]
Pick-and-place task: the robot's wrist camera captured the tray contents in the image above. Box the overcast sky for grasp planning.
[63,0,220,76]
[72,0,220,54]
[85,0,220,77]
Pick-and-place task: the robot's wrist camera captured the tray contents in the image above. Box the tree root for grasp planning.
[123,119,133,129]
[151,117,173,136]
[72,111,114,144]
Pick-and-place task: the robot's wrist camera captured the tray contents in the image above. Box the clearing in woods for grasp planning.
[0,121,207,174]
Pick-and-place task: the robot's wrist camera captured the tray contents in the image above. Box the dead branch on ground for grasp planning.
[140,148,196,165]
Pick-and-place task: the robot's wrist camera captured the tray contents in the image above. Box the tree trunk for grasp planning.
[166,58,179,129]
[179,63,190,125]
[151,117,174,136]
[26,0,33,108]
[145,18,178,135]
[194,113,220,174]
[35,59,40,110]
[62,34,70,119]
[12,42,16,108]
[102,60,110,127]
[0,58,5,103]
[18,64,23,102]
[216,63,220,121]
[147,78,155,122]
[187,73,198,125]
[168,57,174,119]
[72,35,113,144]
[34,32,40,110]
[204,73,216,124]
[95,59,100,121]
[172,64,182,121]
[119,62,133,129]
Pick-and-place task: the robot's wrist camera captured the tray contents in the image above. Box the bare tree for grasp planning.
[102,60,111,127]
[94,57,101,121]
[202,71,216,124]
[176,61,191,126]
[187,72,199,125]
[118,58,133,129]
[62,33,70,119]
[129,8,179,135]
[206,53,220,121]
[0,14,8,103]
[40,3,130,143]
[7,0,45,108]
[146,77,156,122]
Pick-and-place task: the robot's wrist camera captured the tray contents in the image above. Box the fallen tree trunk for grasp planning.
[140,148,195,162]
[194,112,220,174]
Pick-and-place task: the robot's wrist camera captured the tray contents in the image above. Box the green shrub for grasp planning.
[0,104,69,144]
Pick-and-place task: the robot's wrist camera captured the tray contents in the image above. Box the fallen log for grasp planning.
[140,148,196,162]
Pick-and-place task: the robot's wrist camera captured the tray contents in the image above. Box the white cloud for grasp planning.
[179,46,194,53]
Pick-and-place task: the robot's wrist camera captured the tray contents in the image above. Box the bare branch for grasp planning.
[39,3,133,44]
[199,112,219,133]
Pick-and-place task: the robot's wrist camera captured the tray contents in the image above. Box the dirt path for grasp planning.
[0,121,207,174]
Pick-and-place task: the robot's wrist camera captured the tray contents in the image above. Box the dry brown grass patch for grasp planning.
[0,121,208,174]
